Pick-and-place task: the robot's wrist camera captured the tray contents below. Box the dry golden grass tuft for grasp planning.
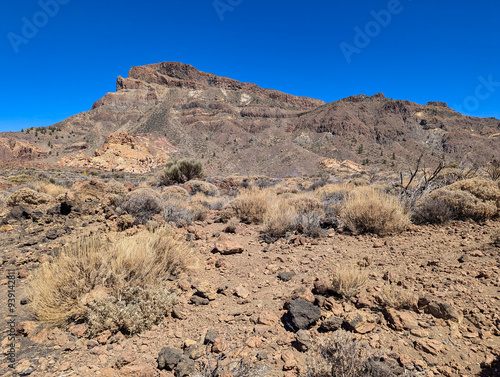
[224,217,239,233]
[331,265,369,299]
[447,177,500,210]
[378,285,418,311]
[340,186,410,235]
[263,201,298,237]
[221,188,273,224]
[27,227,191,334]
[34,180,68,198]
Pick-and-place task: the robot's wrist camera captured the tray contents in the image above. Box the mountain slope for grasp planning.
[1,62,499,175]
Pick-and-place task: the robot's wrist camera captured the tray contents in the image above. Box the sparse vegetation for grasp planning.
[305,330,394,377]
[160,159,204,184]
[27,227,190,335]
[221,188,271,224]
[331,265,369,299]
[377,285,417,310]
[122,189,163,224]
[340,186,409,235]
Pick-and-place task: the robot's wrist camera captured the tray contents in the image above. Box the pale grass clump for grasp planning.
[34,180,68,198]
[221,188,274,224]
[106,179,128,196]
[377,285,417,311]
[263,201,299,237]
[162,185,190,200]
[446,177,500,210]
[331,265,369,299]
[340,186,410,235]
[27,227,191,334]
[305,331,393,377]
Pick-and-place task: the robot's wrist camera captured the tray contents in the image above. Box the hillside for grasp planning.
[0,62,499,175]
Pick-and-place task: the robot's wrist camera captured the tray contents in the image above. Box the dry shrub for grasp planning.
[71,180,108,201]
[27,227,190,334]
[164,201,193,226]
[447,177,500,209]
[6,187,53,206]
[287,194,324,215]
[487,159,500,181]
[331,265,369,299]
[224,217,239,233]
[416,188,496,222]
[340,186,409,235]
[305,330,394,377]
[185,180,218,196]
[349,177,370,187]
[221,188,272,224]
[7,174,34,185]
[190,201,208,221]
[34,180,68,198]
[107,193,123,207]
[162,185,190,200]
[411,195,453,224]
[106,180,128,196]
[122,189,163,224]
[377,285,417,311]
[263,201,298,237]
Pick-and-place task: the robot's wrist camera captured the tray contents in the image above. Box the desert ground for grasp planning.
[0,163,499,377]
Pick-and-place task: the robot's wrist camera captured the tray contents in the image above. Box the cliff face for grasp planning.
[1,63,499,175]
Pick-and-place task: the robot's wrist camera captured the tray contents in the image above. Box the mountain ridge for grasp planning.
[0,62,498,176]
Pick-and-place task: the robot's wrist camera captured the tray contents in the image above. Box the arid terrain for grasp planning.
[0,63,499,377]
[0,165,499,377]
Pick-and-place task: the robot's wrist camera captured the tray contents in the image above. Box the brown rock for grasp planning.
[281,350,298,371]
[212,240,245,255]
[96,330,112,344]
[343,311,375,334]
[70,323,88,338]
[384,308,419,331]
[211,337,226,353]
[234,285,250,299]
[80,285,110,306]
[258,310,279,326]
[414,339,442,356]
[119,362,156,377]
[245,337,262,348]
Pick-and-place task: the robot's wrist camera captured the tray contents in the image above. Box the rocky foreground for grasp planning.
[0,170,499,377]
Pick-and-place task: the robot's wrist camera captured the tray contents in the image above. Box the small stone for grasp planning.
[319,316,343,332]
[172,306,187,320]
[384,308,419,331]
[211,337,225,353]
[96,330,112,345]
[190,295,210,306]
[343,311,376,334]
[15,321,38,337]
[174,358,196,377]
[245,337,262,348]
[234,285,250,299]
[70,323,88,338]
[212,240,245,255]
[414,339,442,356]
[204,329,219,344]
[281,350,298,371]
[157,347,183,371]
[294,330,312,352]
[278,271,295,282]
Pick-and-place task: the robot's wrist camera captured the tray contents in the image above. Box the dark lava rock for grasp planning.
[278,271,295,282]
[283,298,321,332]
[157,347,183,371]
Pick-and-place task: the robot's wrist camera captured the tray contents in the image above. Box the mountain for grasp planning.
[1,62,499,176]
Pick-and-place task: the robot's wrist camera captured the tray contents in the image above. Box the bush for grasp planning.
[220,188,271,224]
[122,190,163,224]
[492,228,500,246]
[27,227,190,334]
[331,265,369,299]
[340,187,409,235]
[185,180,218,196]
[412,195,453,224]
[416,188,497,223]
[305,331,394,377]
[106,180,128,196]
[33,180,68,198]
[162,185,190,200]
[263,202,298,237]
[160,159,204,184]
[164,201,194,226]
[376,285,417,311]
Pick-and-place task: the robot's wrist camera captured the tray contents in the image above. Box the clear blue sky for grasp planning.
[1,0,499,131]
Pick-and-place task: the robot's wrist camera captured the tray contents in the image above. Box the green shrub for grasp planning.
[160,159,204,184]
